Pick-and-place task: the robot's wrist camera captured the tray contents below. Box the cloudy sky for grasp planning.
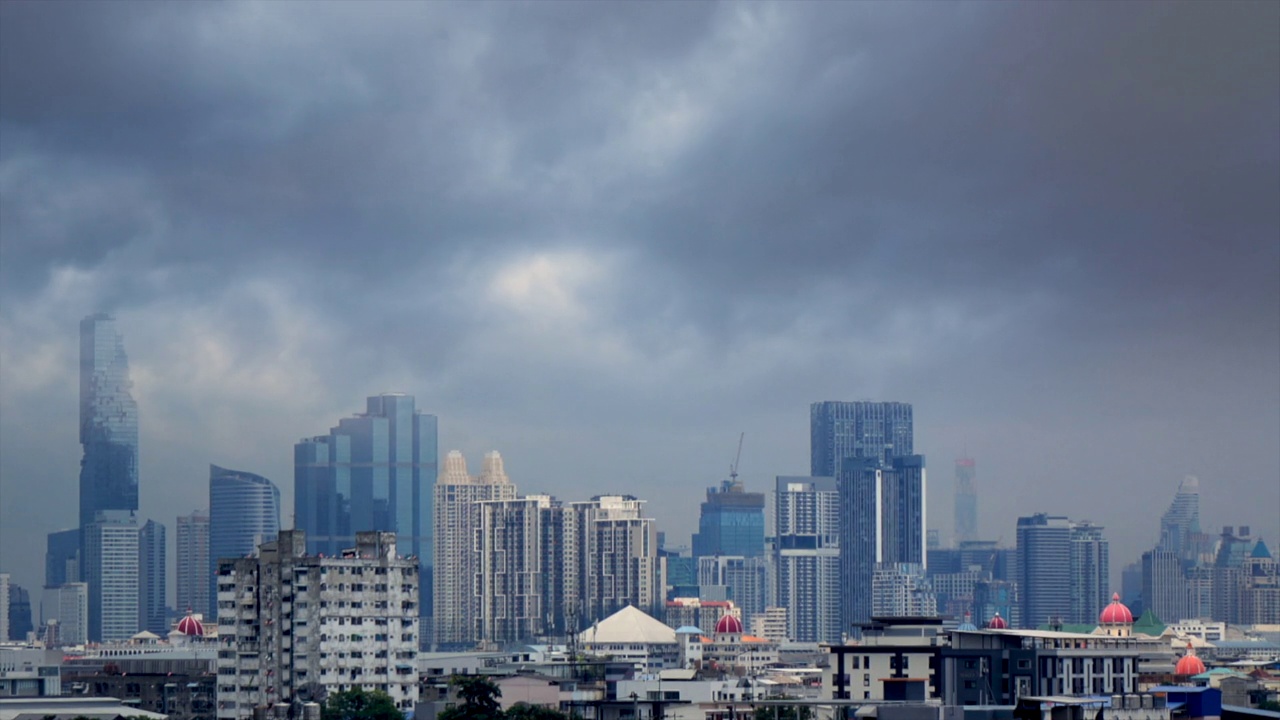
[1,1,1277,599]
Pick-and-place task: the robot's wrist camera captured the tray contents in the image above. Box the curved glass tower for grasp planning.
[79,313,139,529]
[208,465,280,607]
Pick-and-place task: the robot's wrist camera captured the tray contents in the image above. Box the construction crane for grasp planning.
[729,432,744,487]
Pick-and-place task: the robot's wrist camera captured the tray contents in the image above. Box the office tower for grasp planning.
[0,574,8,641]
[871,563,937,617]
[215,531,419,719]
[954,458,977,546]
[837,454,927,630]
[7,583,33,641]
[1016,513,1071,629]
[1243,542,1279,624]
[1120,561,1144,616]
[41,582,89,645]
[176,510,211,619]
[46,528,81,586]
[83,510,140,642]
[571,495,663,625]
[696,555,768,627]
[972,579,1020,629]
[1069,521,1109,625]
[208,465,281,612]
[1159,476,1201,563]
[295,393,438,635]
[137,520,167,634]
[1142,548,1187,622]
[474,495,577,645]
[432,451,516,645]
[773,476,841,643]
[78,313,139,531]
[810,400,913,475]
[692,480,765,559]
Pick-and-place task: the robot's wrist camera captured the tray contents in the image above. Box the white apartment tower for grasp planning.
[773,476,841,643]
[177,510,211,619]
[215,530,419,719]
[571,495,662,624]
[432,451,517,646]
[41,583,89,646]
[83,510,140,642]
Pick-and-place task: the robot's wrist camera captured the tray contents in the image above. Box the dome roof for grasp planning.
[1175,644,1206,676]
[715,614,743,634]
[1099,593,1134,624]
[987,612,1008,630]
[177,612,205,637]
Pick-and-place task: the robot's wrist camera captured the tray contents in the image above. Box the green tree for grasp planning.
[439,674,503,720]
[505,702,572,720]
[321,687,403,720]
[753,705,813,720]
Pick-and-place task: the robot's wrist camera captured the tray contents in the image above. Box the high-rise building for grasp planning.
[138,519,167,635]
[83,510,140,642]
[1016,513,1071,629]
[810,401,914,475]
[696,555,769,627]
[78,313,139,531]
[294,393,438,635]
[773,476,841,643]
[215,530,419,719]
[0,574,8,641]
[692,480,765,559]
[45,528,81,587]
[432,451,516,646]
[1069,521,1109,625]
[571,495,663,625]
[871,563,937,617]
[1142,547,1187,622]
[176,510,211,619]
[209,465,280,611]
[41,582,89,645]
[1159,476,1202,563]
[954,458,977,546]
[7,583,33,641]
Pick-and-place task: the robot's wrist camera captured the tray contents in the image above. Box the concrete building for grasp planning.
[1143,547,1187,624]
[40,582,88,646]
[0,646,62,698]
[84,510,140,642]
[691,479,765,559]
[433,450,517,646]
[772,476,841,643]
[871,563,937,617]
[577,605,678,672]
[176,511,211,620]
[953,458,977,546]
[215,530,419,719]
[1017,514,1072,629]
[139,519,167,636]
[1070,521,1110,626]
[572,495,662,625]
[695,556,768,627]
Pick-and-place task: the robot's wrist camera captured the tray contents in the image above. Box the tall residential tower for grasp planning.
[176,510,211,619]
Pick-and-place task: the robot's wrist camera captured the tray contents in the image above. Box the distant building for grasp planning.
[1069,520,1110,625]
[45,528,80,587]
[138,519,167,635]
[1017,513,1072,629]
[215,530,419,719]
[953,458,977,546]
[772,475,841,643]
[572,495,663,624]
[0,574,8,641]
[83,510,140,642]
[7,583,33,641]
[78,313,139,532]
[433,450,516,646]
[208,464,280,612]
[695,555,768,627]
[176,510,211,619]
[871,563,936,617]
[691,479,765,559]
[1143,547,1187,623]
[810,401,914,473]
[40,582,88,645]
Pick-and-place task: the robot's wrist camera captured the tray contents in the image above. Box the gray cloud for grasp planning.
[1,1,1276,597]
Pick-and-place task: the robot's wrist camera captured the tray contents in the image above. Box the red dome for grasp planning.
[987,612,1008,629]
[1099,593,1133,624]
[1175,644,1206,676]
[177,612,205,637]
[714,614,743,634]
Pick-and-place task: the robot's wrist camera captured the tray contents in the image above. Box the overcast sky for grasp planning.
[1,1,1277,600]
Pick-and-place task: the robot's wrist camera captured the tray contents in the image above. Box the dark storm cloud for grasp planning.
[1,1,1276,593]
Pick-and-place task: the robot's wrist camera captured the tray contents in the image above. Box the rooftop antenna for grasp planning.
[729,432,744,487]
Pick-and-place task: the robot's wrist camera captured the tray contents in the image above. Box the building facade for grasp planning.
[871,563,937,617]
[78,313,139,532]
[954,458,977,546]
[215,530,419,719]
[45,528,81,587]
[208,465,280,612]
[138,519,167,635]
[1017,513,1072,629]
[83,510,139,642]
[691,480,765,559]
[294,393,438,637]
[773,476,841,643]
[572,495,662,625]
[810,401,914,474]
[1069,521,1110,625]
[177,510,211,619]
[40,582,88,646]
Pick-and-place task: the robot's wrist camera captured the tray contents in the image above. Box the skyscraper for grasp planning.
[45,528,81,587]
[40,582,88,646]
[1016,513,1071,629]
[954,458,977,546]
[83,510,140,642]
[7,583,33,641]
[209,465,280,611]
[810,401,913,475]
[138,519,167,634]
[1159,476,1202,563]
[1069,521,1109,625]
[0,574,8,641]
[692,480,766,559]
[78,314,139,531]
[176,510,211,619]
[571,495,662,625]
[1142,547,1187,622]
[294,393,438,635]
[773,476,841,643]
[432,451,516,646]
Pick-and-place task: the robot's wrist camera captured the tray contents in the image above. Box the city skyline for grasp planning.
[2,1,1278,603]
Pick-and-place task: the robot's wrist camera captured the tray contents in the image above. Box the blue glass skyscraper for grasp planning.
[294,393,438,633]
[79,313,139,530]
[691,480,765,559]
[208,465,280,608]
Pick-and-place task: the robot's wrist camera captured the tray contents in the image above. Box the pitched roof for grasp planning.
[1132,609,1166,636]
[579,605,677,645]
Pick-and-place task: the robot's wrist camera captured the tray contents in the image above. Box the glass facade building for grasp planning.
[691,480,765,559]
[954,458,977,546]
[79,314,139,530]
[208,465,280,609]
[294,394,438,632]
[45,528,81,587]
[810,401,913,476]
[1016,513,1072,629]
[138,519,167,635]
